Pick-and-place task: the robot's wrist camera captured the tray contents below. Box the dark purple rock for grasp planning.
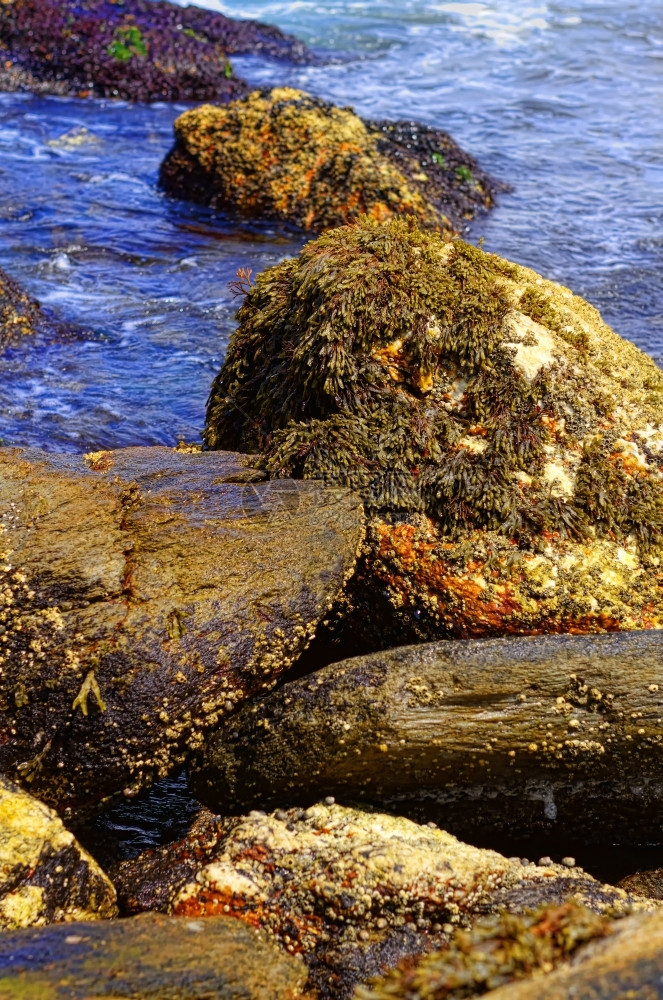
[0,0,313,103]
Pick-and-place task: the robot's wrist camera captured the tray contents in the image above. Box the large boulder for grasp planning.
[160,88,501,234]
[0,445,362,818]
[205,216,663,643]
[113,803,646,1000]
[0,0,311,103]
[193,631,663,843]
[0,911,308,999]
[0,775,116,929]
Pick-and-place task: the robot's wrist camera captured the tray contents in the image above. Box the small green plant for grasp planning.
[224,59,234,79]
[183,27,206,41]
[455,164,474,183]
[431,151,446,168]
[107,25,148,62]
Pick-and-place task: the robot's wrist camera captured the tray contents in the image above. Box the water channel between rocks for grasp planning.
[3,0,663,878]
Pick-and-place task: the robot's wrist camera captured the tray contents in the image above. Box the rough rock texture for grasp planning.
[0,0,311,103]
[0,911,308,999]
[160,89,500,234]
[205,216,663,642]
[0,775,116,929]
[0,445,362,819]
[194,631,663,843]
[471,908,663,1000]
[617,868,663,899]
[355,902,616,1000]
[113,803,645,1000]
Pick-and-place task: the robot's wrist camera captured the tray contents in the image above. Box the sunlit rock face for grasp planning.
[160,88,500,234]
[206,215,663,641]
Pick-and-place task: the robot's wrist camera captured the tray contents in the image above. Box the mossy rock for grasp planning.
[160,88,501,234]
[0,775,116,929]
[0,445,362,819]
[356,902,617,1000]
[459,909,663,1000]
[205,215,663,641]
[0,911,308,999]
[113,803,647,1000]
[0,0,311,103]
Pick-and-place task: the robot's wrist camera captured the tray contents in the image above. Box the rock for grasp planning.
[113,803,645,1000]
[617,869,663,899]
[355,902,617,1000]
[0,775,116,929]
[0,911,308,999]
[0,267,79,352]
[205,215,663,642]
[462,908,663,1000]
[160,88,501,234]
[0,445,362,818]
[0,0,311,104]
[193,630,663,843]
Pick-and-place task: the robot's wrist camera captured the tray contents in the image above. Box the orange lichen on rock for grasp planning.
[160,88,500,233]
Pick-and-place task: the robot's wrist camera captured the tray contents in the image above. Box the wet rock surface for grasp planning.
[355,902,617,1000]
[205,216,663,642]
[194,631,663,843]
[0,267,80,352]
[0,445,362,819]
[0,911,308,999]
[0,775,116,930]
[113,803,645,1000]
[0,0,312,103]
[160,88,500,234]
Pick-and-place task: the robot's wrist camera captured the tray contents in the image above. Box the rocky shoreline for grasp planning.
[1,2,663,997]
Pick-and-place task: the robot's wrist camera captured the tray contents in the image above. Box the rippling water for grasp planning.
[1,0,662,451]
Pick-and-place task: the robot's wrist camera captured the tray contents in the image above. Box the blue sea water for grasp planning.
[0,0,662,452]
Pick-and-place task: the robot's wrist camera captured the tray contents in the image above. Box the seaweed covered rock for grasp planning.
[0,0,311,103]
[356,902,616,1000]
[0,911,308,999]
[0,445,362,819]
[160,88,500,234]
[194,631,663,843]
[0,775,116,929]
[462,908,663,1000]
[205,216,663,641]
[113,803,644,1000]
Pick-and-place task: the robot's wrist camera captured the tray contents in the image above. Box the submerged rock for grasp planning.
[0,267,80,352]
[114,803,644,1000]
[0,911,307,999]
[0,0,311,103]
[0,775,116,929]
[0,445,362,819]
[205,216,663,642]
[193,630,663,843]
[356,902,616,1000]
[160,88,500,234]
